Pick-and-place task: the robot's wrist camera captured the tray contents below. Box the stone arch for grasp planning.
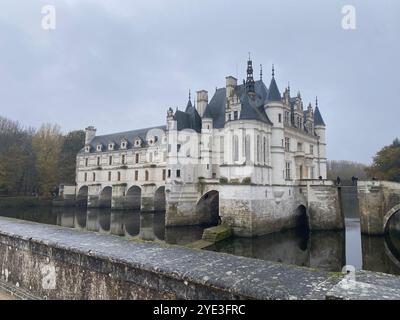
[295,204,310,231]
[196,190,220,226]
[125,185,142,210]
[383,204,400,233]
[76,186,88,207]
[99,186,112,208]
[154,186,166,211]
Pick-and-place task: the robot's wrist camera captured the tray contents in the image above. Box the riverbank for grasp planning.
[0,196,52,208]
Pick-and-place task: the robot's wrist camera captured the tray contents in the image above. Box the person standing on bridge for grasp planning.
[336,176,341,186]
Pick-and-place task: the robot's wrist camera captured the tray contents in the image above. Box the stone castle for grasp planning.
[63,58,343,237]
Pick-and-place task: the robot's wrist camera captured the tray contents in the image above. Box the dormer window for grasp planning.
[148,136,157,146]
[96,144,102,152]
[134,138,142,147]
[108,143,115,151]
[85,145,90,153]
[120,139,128,149]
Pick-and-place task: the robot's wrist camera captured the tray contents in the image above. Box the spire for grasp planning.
[267,64,281,102]
[314,105,326,126]
[185,90,193,111]
[260,64,263,81]
[315,96,318,108]
[246,53,255,93]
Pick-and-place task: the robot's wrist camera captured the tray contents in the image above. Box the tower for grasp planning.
[264,65,285,184]
[314,97,327,179]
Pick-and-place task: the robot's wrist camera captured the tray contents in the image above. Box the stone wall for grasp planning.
[220,182,343,237]
[358,181,400,235]
[1,217,400,300]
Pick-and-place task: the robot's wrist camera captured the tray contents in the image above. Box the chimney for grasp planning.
[226,76,237,98]
[196,90,208,117]
[85,126,96,145]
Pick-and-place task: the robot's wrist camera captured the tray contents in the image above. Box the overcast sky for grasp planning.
[0,0,399,164]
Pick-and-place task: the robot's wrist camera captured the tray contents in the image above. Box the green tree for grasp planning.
[366,138,400,182]
[0,117,35,195]
[58,130,85,185]
[32,124,64,197]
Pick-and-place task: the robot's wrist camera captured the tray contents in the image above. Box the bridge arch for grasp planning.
[154,186,166,211]
[99,186,112,208]
[125,185,141,210]
[295,204,310,231]
[196,190,220,226]
[77,186,88,207]
[383,204,400,233]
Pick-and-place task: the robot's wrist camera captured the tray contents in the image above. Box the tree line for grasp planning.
[0,116,84,198]
[327,138,400,183]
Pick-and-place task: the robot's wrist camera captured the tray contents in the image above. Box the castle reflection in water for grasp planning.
[1,206,399,275]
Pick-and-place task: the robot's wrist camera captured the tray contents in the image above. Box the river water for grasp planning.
[0,197,400,275]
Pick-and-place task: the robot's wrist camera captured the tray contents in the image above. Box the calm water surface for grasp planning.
[1,198,400,275]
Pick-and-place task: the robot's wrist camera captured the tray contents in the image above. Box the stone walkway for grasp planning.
[0,289,16,300]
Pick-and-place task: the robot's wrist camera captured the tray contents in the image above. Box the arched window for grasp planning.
[233,135,239,162]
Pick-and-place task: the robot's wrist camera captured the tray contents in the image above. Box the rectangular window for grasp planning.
[84,172,87,182]
[177,144,181,152]
[97,157,100,166]
[285,162,291,180]
[310,145,314,155]
[135,153,139,164]
[85,158,88,167]
[118,172,121,181]
[135,170,138,181]
[284,111,290,124]
[109,156,112,165]
[284,137,290,152]
[108,171,111,181]
[278,113,282,123]
[122,154,126,164]
[168,169,171,178]
[162,169,166,181]
[310,167,315,179]
[297,143,303,152]
[176,169,181,178]
[233,111,238,120]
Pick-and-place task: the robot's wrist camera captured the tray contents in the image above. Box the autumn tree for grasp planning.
[365,138,400,182]
[32,124,64,197]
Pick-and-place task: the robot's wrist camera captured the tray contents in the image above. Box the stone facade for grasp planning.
[69,58,339,237]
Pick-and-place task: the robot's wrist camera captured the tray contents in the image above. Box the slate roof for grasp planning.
[314,106,326,126]
[173,99,202,133]
[202,80,272,128]
[267,77,281,102]
[81,125,166,153]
